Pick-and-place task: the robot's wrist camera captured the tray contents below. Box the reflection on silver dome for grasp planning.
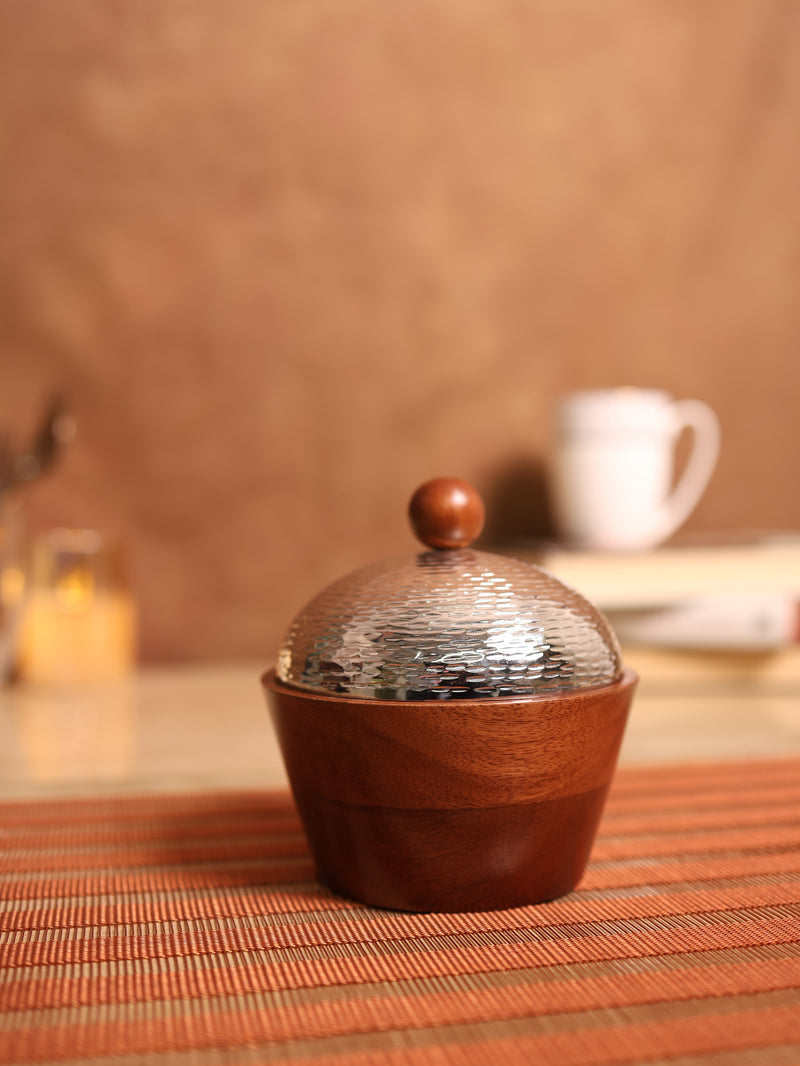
[277,549,621,700]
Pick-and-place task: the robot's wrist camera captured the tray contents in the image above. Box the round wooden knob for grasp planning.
[408,477,485,550]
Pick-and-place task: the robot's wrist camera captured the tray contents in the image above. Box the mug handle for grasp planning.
[652,399,721,544]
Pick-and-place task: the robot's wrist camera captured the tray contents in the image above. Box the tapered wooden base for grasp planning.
[263,669,636,913]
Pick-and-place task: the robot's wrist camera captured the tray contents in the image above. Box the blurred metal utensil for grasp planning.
[0,395,76,494]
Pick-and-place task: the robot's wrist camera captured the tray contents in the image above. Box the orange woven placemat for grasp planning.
[2,759,800,1065]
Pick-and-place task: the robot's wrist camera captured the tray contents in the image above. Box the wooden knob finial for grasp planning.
[408,477,485,550]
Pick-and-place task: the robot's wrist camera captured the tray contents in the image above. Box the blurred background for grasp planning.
[2,0,799,664]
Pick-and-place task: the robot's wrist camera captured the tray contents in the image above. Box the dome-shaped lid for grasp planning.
[276,478,621,700]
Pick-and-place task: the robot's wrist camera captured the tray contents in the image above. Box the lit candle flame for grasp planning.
[56,567,95,608]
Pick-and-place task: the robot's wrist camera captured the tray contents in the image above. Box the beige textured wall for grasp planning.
[1,0,799,661]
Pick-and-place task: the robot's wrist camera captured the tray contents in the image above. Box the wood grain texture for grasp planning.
[263,669,636,910]
[296,788,610,913]
[408,477,485,549]
[1,1,799,661]
[265,670,636,808]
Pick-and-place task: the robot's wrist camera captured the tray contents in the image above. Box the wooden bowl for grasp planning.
[263,667,637,913]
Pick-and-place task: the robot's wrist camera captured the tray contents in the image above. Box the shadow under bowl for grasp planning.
[262,668,637,913]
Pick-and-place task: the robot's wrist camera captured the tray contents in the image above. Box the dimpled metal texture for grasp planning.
[277,549,621,700]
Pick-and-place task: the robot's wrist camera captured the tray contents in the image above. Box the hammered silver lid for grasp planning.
[276,478,621,700]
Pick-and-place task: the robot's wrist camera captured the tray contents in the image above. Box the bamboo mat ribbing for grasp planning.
[3,759,800,1065]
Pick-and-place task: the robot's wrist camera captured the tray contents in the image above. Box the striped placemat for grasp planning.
[2,758,800,1065]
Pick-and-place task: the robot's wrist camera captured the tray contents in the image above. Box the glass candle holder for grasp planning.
[17,530,137,685]
[0,499,27,682]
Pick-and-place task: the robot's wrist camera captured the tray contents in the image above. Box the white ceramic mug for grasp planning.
[552,388,720,551]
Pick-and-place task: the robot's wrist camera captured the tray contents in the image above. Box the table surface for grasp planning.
[2,662,800,1065]
[1,660,799,797]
